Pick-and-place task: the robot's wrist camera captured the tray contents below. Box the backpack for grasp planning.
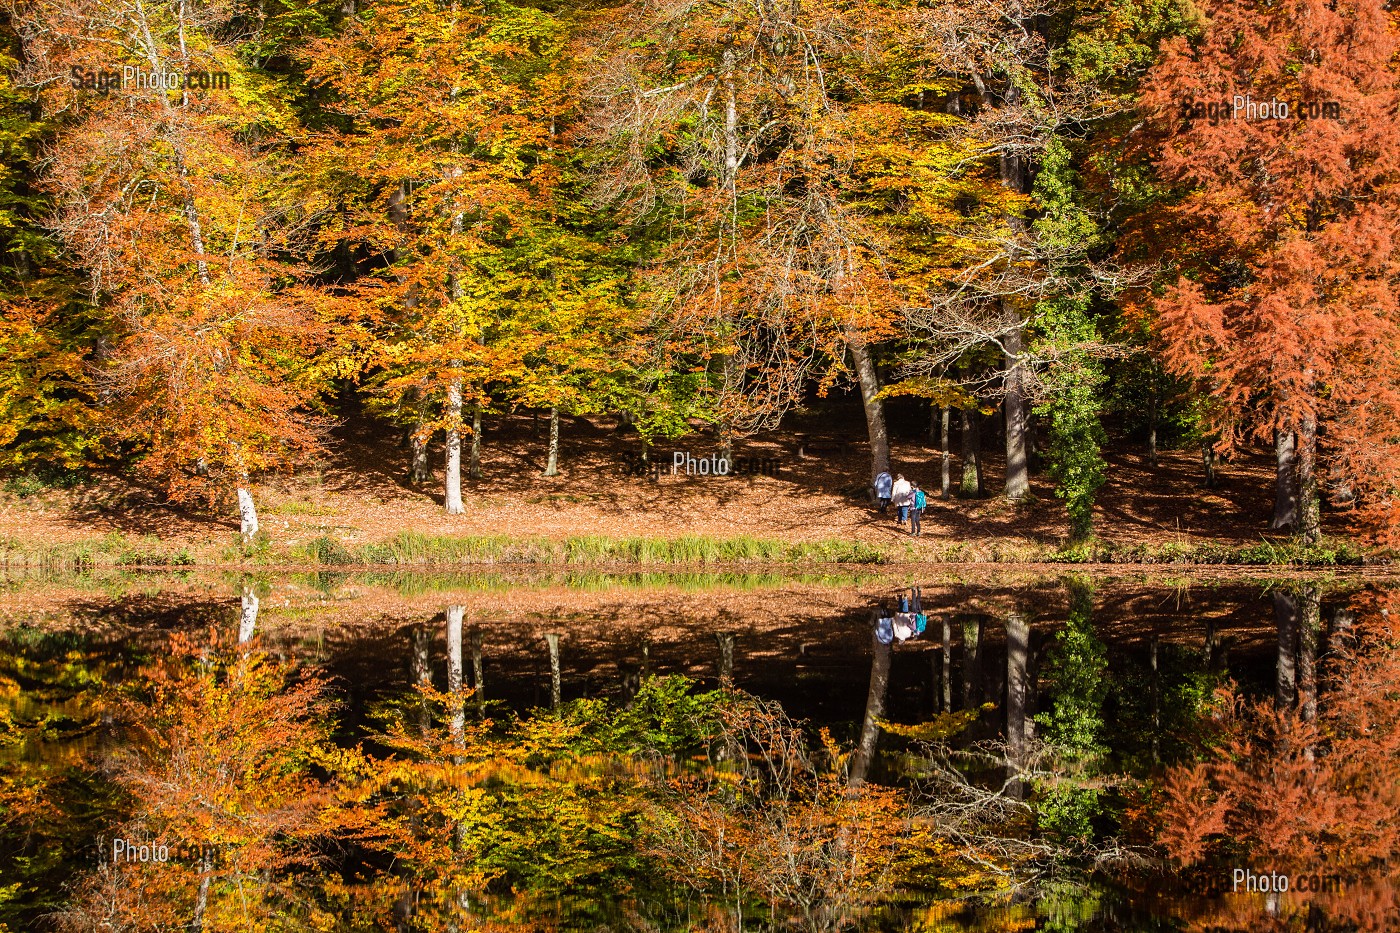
[913,489,926,509]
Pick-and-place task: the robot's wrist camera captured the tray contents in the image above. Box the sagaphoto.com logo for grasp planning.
[71,65,230,93]
[1178,93,1342,125]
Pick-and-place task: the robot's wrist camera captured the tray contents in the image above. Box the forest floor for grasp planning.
[0,402,1374,567]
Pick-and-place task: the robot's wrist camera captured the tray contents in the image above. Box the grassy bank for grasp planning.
[0,529,1383,571]
[301,532,890,566]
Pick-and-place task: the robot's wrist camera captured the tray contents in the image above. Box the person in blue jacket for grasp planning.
[874,470,893,513]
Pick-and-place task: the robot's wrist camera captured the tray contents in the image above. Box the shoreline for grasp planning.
[0,528,1384,572]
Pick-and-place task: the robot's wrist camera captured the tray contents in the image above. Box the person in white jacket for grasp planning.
[891,474,912,525]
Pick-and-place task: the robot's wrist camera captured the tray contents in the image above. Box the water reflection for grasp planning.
[0,572,1395,931]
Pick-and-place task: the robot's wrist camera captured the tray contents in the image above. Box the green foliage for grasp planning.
[1106,641,1226,773]
[1037,299,1108,544]
[302,534,355,566]
[0,300,108,471]
[1033,782,1103,847]
[1034,578,1109,763]
[1054,0,1200,94]
[1032,138,1109,543]
[526,675,721,758]
[2,465,89,498]
[1105,350,1200,449]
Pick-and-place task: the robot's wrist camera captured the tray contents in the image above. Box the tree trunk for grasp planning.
[1147,366,1160,467]
[961,615,982,708]
[1273,591,1298,712]
[1005,610,1030,799]
[716,632,736,689]
[941,617,953,712]
[1003,326,1030,500]
[410,427,431,484]
[1328,606,1355,656]
[544,407,560,476]
[192,851,212,932]
[849,623,893,787]
[445,381,464,514]
[1297,415,1320,544]
[960,407,981,497]
[1271,430,1298,530]
[445,605,468,850]
[940,406,952,498]
[470,628,486,716]
[545,633,562,709]
[976,415,985,496]
[238,585,259,644]
[1202,443,1217,488]
[446,605,465,744]
[848,336,890,484]
[237,482,259,543]
[411,624,431,735]
[1297,586,1320,724]
[469,402,483,481]
[1150,635,1161,765]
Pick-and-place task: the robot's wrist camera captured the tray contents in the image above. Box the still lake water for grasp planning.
[1,569,1392,932]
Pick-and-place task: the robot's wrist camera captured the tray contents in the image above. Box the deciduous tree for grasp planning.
[14,0,335,540]
[302,0,564,512]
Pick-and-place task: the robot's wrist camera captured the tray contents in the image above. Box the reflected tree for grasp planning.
[544,633,562,709]
[849,618,894,788]
[238,586,259,645]
[1157,592,1400,932]
[1272,590,1298,712]
[961,615,984,709]
[57,633,339,932]
[716,632,736,691]
[1004,608,1031,799]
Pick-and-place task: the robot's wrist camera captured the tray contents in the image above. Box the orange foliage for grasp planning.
[643,694,907,930]
[58,631,341,932]
[1140,0,1400,541]
[1154,594,1400,931]
[14,0,334,508]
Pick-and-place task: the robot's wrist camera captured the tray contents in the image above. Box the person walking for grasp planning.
[874,470,893,513]
[891,473,912,525]
[910,483,926,536]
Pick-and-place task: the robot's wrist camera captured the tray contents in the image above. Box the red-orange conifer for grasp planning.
[1141,0,1400,543]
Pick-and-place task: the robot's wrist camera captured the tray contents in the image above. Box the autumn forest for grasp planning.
[1,0,1398,556]
[2,0,1400,930]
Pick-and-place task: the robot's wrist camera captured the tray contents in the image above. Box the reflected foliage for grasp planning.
[1156,593,1400,931]
[3,580,1396,931]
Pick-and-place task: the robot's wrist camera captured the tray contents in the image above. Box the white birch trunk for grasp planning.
[545,633,562,709]
[446,605,465,743]
[237,484,258,542]
[445,381,464,514]
[238,585,259,644]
